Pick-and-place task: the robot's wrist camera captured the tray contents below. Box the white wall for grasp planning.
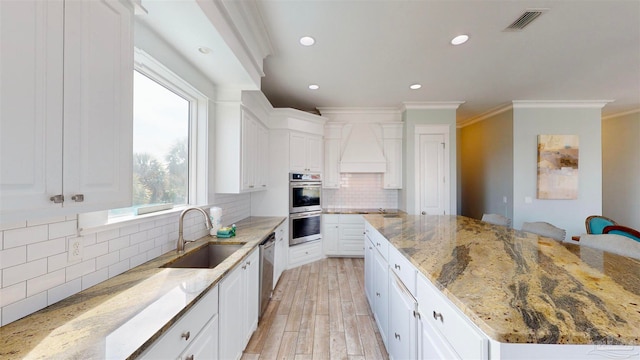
[512,106,603,237]
[459,109,514,221]
[602,111,640,229]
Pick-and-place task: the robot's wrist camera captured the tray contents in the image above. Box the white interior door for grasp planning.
[418,133,448,215]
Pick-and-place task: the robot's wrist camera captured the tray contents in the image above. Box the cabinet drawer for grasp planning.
[141,285,219,359]
[288,240,323,268]
[365,222,388,261]
[323,214,340,224]
[339,214,364,224]
[417,274,487,360]
[388,245,417,297]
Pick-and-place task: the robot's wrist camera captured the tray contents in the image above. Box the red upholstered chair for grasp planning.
[603,225,640,243]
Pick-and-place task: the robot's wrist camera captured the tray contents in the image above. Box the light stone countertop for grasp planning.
[363,213,640,345]
[0,216,285,359]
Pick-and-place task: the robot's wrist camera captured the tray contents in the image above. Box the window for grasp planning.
[109,49,208,218]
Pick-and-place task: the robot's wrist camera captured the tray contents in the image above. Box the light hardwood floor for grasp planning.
[241,257,388,360]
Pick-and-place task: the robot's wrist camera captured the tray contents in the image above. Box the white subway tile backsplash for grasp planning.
[3,225,48,249]
[0,246,26,269]
[109,259,129,278]
[323,173,398,210]
[82,268,108,290]
[3,258,47,287]
[27,269,65,297]
[48,279,81,305]
[108,236,130,252]
[66,259,96,282]
[27,237,66,262]
[0,193,251,325]
[0,282,26,307]
[96,228,120,243]
[48,220,77,239]
[2,291,47,325]
[84,241,109,260]
[96,252,119,270]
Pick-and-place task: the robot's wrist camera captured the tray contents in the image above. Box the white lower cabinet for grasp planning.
[220,248,260,360]
[364,235,375,307]
[388,271,418,360]
[324,214,365,257]
[372,246,390,348]
[140,285,219,360]
[288,240,323,269]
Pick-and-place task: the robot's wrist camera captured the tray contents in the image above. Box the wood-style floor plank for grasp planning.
[242,258,388,360]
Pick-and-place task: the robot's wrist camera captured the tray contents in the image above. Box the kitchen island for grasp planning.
[364,213,640,358]
[0,216,285,359]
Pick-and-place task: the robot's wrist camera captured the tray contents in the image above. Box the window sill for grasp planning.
[78,204,210,236]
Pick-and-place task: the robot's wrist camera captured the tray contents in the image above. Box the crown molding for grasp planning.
[457,103,513,128]
[401,101,465,111]
[512,100,614,109]
[602,108,640,120]
[316,107,400,115]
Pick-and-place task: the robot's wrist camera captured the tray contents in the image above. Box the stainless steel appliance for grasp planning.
[259,233,275,319]
[289,210,322,246]
[289,172,322,214]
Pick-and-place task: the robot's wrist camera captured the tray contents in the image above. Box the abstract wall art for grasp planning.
[537,134,579,200]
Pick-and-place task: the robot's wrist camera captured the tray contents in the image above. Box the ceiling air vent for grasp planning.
[505,9,548,31]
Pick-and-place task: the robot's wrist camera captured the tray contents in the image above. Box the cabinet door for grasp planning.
[289,132,307,172]
[219,263,244,360]
[364,236,375,307]
[0,0,64,219]
[63,0,133,210]
[323,215,340,256]
[244,249,260,344]
[323,138,341,188]
[388,272,417,360]
[274,223,287,286]
[373,249,389,347]
[180,314,219,360]
[256,123,269,189]
[383,138,403,189]
[242,112,258,190]
[306,135,323,172]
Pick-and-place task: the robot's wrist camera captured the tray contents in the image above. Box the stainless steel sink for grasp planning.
[162,243,245,269]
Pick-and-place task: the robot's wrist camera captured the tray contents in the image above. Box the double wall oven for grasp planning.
[289,173,322,246]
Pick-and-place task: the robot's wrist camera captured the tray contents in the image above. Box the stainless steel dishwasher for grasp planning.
[259,232,275,319]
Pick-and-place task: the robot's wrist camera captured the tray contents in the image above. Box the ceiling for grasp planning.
[255,0,640,123]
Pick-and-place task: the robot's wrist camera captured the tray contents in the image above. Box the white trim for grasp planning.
[457,103,513,128]
[317,107,400,115]
[414,125,451,216]
[401,101,464,111]
[511,100,613,109]
[602,108,640,120]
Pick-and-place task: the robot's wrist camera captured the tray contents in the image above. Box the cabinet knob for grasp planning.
[433,311,443,323]
[421,211,427,215]
[71,194,84,202]
[50,194,64,204]
[246,260,251,266]
[376,292,380,297]
[394,333,401,341]
[181,331,191,341]
[394,264,401,270]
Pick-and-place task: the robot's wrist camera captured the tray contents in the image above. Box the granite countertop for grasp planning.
[0,216,285,359]
[363,213,640,345]
[322,208,400,215]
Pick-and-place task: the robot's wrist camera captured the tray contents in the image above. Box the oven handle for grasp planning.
[290,182,322,187]
[290,210,322,219]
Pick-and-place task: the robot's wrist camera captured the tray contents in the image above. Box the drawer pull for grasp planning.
[246,261,251,266]
[242,265,247,270]
[413,310,421,319]
[376,242,381,246]
[181,331,191,341]
[433,311,443,323]
[394,264,401,270]
[185,355,194,360]
[376,292,380,297]
[394,333,401,340]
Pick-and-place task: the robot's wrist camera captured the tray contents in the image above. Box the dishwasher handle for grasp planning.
[260,233,276,248]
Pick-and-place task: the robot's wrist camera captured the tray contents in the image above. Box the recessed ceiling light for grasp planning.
[308,84,319,90]
[299,36,315,46]
[410,84,422,90]
[198,47,212,54]
[450,34,469,45]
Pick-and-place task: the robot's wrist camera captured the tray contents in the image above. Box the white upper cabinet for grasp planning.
[290,132,322,173]
[216,91,271,194]
[0,0,133,223]
[323,124,342,188]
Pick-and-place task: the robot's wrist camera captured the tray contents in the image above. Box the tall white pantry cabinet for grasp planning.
[0,0,134,223]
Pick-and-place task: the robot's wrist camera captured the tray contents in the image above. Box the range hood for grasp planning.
[340,123,387,173]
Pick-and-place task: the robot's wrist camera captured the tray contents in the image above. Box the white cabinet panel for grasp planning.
[288,240,323,269]
[388,271,418,360]
[323,138,341,188]
[1,0,133,222]
[274,221,288,287]
[290,132,322,173]
[383,138,403,189]
[373,247,390,347]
